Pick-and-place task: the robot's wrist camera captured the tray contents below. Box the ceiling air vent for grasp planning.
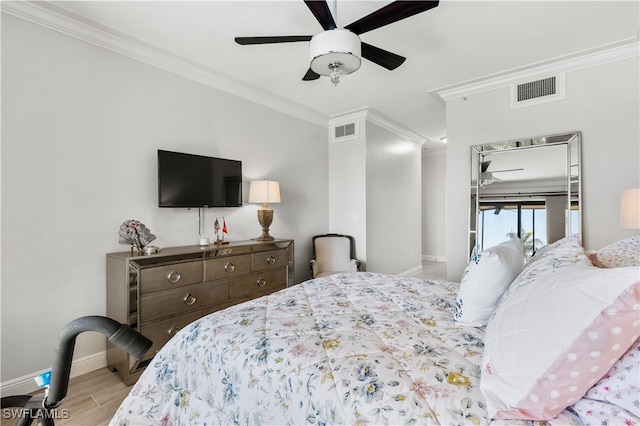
[335,123,356,138]
[517,76,556,101]
[511,73,565,109]
[332,122,358,141]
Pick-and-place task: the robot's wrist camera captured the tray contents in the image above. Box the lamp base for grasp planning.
[255,208,275,241]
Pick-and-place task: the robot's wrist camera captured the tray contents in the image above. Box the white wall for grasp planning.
[328,115,367,266]
[445,55,640,280]
[421,150,447,261]
[328,112,423,275]
[366,122,422,274]
[1,15,328,386]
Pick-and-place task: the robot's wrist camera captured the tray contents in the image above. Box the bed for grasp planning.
[111,234,639,425]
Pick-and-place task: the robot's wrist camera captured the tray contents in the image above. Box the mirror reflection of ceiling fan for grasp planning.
[235,0,439,86]
[480,160,524,186]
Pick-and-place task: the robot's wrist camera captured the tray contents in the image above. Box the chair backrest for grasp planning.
[313,234,355,273]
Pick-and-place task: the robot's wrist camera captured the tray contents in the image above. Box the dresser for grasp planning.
[106,239,294,385]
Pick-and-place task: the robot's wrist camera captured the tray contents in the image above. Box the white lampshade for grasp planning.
[620,188,640,229]
[310,30,361,76]
[248,180,281,205]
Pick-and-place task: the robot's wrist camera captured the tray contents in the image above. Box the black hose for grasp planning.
[1,395,32,409]
[1,395,54,426]
[44,316,152,409]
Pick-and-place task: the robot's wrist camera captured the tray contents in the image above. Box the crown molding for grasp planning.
[1,1,329,128]
[329,107,370,126]
[330,107,427,146]
[367,108,427,146]
[433,37,639,102]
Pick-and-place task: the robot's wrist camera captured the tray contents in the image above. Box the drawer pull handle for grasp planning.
[257,277,267,287]
[167,271,181,283]
[167,326,181,337]
[224,262,235,273]
[183,293,197,306]
[267,256,277,265]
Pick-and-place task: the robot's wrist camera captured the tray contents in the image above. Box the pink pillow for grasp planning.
[481,263,640,420]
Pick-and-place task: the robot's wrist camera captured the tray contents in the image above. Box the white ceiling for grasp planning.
[27,1,640,151]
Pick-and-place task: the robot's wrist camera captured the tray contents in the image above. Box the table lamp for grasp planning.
[248,180,281,241]
[620,188,640,229]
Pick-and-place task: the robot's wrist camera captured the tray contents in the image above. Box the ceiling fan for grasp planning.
[480,160,524,186]
[235,0,439,85]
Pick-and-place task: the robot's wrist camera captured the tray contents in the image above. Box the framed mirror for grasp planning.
[469,132,581,258]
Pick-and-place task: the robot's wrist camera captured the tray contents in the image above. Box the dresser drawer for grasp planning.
[229,269,286,300]
[140,262,203,295]
[205,254,251,281]
[140,281,227,322]
[253,249,289,272]
[140,310,202,358]
[203,298,250,316]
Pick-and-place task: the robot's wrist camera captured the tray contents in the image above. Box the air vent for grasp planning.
[334,122,356,139]
[511,73,565,109]
[517,76,556,101]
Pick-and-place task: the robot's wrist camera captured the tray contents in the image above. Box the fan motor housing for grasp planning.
[310,29,361,76]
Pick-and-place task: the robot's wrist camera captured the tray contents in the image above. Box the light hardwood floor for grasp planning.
[2,261,447,426]
[414,260,447,281]
[2,368,131,426]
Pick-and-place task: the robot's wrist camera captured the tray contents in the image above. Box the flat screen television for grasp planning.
[158,150,242,208]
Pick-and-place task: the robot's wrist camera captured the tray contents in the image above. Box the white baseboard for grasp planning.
[399,265,423,276]
[423,255,447,262]
[1,351,107,396]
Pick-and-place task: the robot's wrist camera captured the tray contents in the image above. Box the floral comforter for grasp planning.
[111,273,638,425]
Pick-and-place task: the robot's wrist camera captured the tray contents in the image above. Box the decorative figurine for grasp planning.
[118,219,156,255]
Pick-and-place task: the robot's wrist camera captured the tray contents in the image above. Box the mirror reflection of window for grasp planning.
[570,204,580,234]
[478,203,547,258]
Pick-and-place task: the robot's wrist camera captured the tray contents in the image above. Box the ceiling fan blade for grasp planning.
[302,68,321,81]
[304,0,337,30]
[492,168,525,173]
[361,42,405,70]
[345,1,439,35]
[235,35,312,45]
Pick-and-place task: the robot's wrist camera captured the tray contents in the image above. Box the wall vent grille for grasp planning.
[334,123,356,139]
[510,73,565,109]
[517,76,556,101]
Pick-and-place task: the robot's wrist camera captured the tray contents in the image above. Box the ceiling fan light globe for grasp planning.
[310,29,361,77]
[329,64,342,86]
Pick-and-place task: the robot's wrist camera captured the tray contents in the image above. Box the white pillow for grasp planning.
[453,238,524,327]
[480,263,640,421]
[525,233,593,274]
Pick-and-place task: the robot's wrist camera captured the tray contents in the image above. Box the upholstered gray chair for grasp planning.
[310,233,361,278]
